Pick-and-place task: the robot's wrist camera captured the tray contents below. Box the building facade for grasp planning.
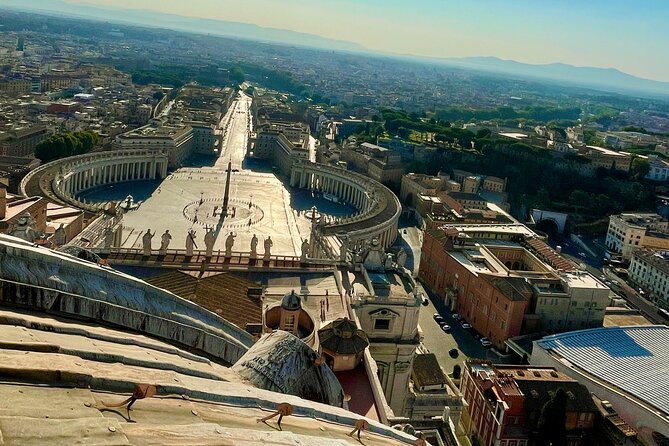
[460,362,597,446]
[0,125,50,157]
[420,226,609,347]
[629,249,669,308]
[605,213,669,259]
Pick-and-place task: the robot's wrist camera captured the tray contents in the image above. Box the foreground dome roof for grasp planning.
[318,318,369,355]
[281,290,302,311]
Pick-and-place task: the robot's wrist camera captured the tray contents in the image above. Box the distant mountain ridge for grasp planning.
[437,56,669,97]
[3,0,669,98]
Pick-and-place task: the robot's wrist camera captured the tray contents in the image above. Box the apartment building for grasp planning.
[605,213,669,259]
[420,225,609,347]
[629,249,669,308]
[460,362,597,446]
[0,125,50,157]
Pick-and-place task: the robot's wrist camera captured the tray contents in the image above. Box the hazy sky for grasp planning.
[65,0,668,81]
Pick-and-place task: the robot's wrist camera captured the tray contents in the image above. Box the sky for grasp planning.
[60,0,669,81]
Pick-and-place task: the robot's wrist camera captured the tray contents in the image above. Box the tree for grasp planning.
[476,128,492,139]
[229,65,245,85]
[537,388,567,446]
[630,157,650,181]
[34,131,98,162]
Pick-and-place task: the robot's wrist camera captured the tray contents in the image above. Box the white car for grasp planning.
[452,313,462,321]
[461,322,472,329]
[480,337,492,347]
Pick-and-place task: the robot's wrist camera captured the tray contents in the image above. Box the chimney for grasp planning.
[0,187,6,220]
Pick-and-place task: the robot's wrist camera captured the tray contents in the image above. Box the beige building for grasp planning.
[605,213,669,259]
[340,142,405,190]
[483,176,507,193]
[531,326,669,446]
[0,125,51,157]
[579,146,632,173]
[250,121,310,177]
[400,172,454,207]
[629,249,669,308]
[462,176,481,194]
[113,122,196,167]
[534,271,610,332]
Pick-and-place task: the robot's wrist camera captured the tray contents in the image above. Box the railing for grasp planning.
[94,247,342,270]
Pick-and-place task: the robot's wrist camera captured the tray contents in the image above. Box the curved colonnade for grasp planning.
[290,161,401,250]
[21,149,169,212]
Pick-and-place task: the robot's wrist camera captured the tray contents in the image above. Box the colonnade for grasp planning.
[290,162,401,250]
[290,167,370,211]
[63,157,169,196]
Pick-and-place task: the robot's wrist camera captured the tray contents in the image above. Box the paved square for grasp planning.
[119,93,307,256]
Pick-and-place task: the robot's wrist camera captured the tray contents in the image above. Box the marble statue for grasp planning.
[225,232,236,257]
[339,235,349,262]
[53,223,67,247]
[263,236,273,260]
[300,239,309,262]
[10,212,41,243]
[396,247,408,268]
[142,229,154,256]
[160,230,172,253]
[250,234,258,259]
[204,228,216,257]
[185,229,197,257]
[103,226,115,249]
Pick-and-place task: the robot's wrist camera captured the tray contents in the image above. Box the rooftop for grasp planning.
[412,353,449,388]
[632,249,669,276]
[536,325,669,416]
[0,308,414,445]
[586,145,630,157]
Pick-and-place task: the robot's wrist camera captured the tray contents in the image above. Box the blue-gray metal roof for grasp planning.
[537,325,669,415]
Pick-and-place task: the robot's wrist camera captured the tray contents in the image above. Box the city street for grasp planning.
[417,283,513,377]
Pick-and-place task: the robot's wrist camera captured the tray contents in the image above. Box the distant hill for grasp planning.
[435,56,669,97]
[1,0,365,52]
[4,1,669,98]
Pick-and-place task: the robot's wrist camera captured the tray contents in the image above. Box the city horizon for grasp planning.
[8,0,669,84]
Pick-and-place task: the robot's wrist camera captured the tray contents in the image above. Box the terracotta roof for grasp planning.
[146,270,262,329]
[525,237,577,271]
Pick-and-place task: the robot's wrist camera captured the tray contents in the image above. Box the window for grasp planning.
[374,319,390,330]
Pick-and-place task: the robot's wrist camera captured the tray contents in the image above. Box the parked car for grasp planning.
[452,313,462,321]
[480,337,492,347]
[461,322,472,329]
[441,324,451,333]
[433,313,443,323]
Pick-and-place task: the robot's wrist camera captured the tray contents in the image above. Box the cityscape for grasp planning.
[1,2,669,446]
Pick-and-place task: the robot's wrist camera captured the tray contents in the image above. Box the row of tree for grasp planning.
[406,136,655,223]
[435,105,582,123]
[35,131,99,163]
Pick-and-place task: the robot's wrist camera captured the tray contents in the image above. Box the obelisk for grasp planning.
[222,160,232,217]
